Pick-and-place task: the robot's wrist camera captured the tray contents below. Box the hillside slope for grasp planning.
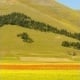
[19,0,80,32]
[0,0,80,62]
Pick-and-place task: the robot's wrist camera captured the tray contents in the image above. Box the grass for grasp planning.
[0,0,80,32]
[0,0,80,62]
[20,0,80,32]
[0,70,80,80]
[0,25,80,62]
[0,25,80,57]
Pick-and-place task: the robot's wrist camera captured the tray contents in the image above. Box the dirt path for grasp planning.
[19,57,72,62]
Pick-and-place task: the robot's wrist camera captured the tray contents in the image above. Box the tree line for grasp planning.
[62,41,80,50]
[0,12,80,49]
[0,12,80,41]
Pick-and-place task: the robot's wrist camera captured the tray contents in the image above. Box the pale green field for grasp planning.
[0,25,80,62]
[0,70,80,80]
[0,25,80,61]
[0,0,80,62]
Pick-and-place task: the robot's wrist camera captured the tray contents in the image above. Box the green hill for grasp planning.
[0,0,80,62]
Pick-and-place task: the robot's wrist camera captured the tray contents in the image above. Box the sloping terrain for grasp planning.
[0,0,80,62]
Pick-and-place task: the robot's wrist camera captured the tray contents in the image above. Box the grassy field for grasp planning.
[0,70,80,80]
[0,25,80,61]
[0,25,80,62]
[0,0,80,62]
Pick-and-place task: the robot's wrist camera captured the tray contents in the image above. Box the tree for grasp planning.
[62,41,71,47]
[17,32,33,43]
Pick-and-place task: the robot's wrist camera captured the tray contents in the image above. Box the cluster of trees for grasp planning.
[0,12,80,40]
[62,41,80,50]
[0,12,31,27]
[0,12,80,41]
[58,30,80,41]
[0,12,80,47]
[17,32,33,43]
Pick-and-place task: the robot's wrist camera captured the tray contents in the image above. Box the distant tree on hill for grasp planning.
[62,41,71,47]
[17,32,33,43]
[62,41,80,50]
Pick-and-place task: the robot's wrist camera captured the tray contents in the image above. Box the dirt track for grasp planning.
[0,64,80,70]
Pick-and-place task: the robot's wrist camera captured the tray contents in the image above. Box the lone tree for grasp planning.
[17,32,33,43]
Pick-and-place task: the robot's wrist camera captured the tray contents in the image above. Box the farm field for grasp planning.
[0,62,80,80]
[0,70,80,80]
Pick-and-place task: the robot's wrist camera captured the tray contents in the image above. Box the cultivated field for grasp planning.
[0,70,80,80]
